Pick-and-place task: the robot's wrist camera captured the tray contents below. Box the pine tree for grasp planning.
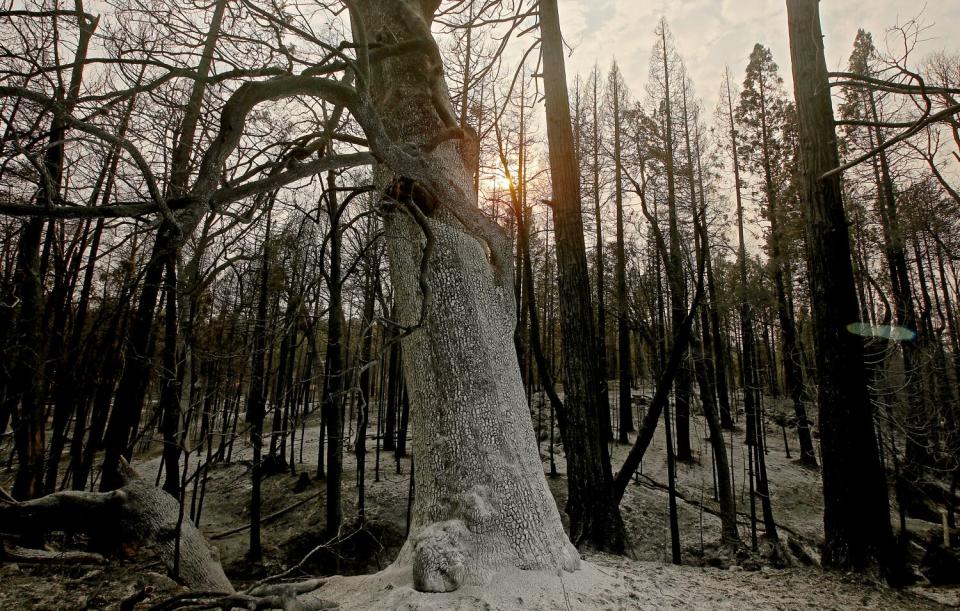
[737,43,817,467]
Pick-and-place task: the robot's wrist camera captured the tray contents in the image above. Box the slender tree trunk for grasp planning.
[100,0,227,489]
[11,3,97,499]
[100,238,168,490]
[159,254,182,497]
[592,67,613,442]
[382,313,399,452]
[755,69,816,467]
[355,235,376,523]
[611,73,633,443]
[864,91,931,496]
[9,217,46,499]
[268,300,296,465]
[681,99,740,544]
[693,334,740,546]
[245,210,272,563]
[322,170,345,538]
[536,0,628,553]
[659,27,692,462]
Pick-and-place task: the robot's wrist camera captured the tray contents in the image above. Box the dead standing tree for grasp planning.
[539,0,628,553]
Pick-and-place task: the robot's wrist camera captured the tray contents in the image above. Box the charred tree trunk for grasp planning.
[592,68,613,442]
[540,0,628,554]
[100,237,168,490]
[245,209,272,563]
[658,26,692,462]
[693,335,740,546]
[382,314,400,452]
[867,91,930,499]
[322,170,345,538]
[756,72,816,466]
[159,255,182,497]
[100,0,227,490]
[9,218,46,499]
[611,72,633,443]
[355,235,377,523]
[786,0,896,577]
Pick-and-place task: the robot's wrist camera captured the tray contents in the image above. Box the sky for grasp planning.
[556,0,960,112]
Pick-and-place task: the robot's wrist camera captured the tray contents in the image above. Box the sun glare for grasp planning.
[486,172,512,191]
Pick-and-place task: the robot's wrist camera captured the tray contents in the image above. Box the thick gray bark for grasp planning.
[354,1,579,593]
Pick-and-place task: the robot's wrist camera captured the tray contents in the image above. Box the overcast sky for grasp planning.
[556,1,960,112]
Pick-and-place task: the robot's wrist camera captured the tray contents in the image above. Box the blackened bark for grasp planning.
[395,380,409,460]
[759,97,815,465]
[101,0,226,489]
[540,0,627,553]
[786,0,896,577]
[658,26,692,462]
[12,4,98,498]
[322,171,345,537]
[159,255,182,497]
[100,240,167,490]
[693,335,740,545]
[611,73,633,443]
[9,218,46,499]
[245,211,272,562]
[612,178,707,501]
[867,93,930,495]
[382,319,400,452]
[268,301,296,465]
[592,68,613,442]
[705,254,733,430]
[355,243,376,522]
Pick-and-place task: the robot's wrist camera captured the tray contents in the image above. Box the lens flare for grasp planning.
[846,322,917,341]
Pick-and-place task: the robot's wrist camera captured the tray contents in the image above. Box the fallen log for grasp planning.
[0,459,232,592]
[1,542,106,565]
[210,491,322,540]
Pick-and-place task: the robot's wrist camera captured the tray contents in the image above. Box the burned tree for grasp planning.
[786,0,896,577]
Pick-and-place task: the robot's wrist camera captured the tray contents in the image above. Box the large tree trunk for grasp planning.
[355,1,579,593]
[786,0,895,577]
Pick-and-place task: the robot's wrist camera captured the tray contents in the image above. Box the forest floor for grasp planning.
[1,385,958,609]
